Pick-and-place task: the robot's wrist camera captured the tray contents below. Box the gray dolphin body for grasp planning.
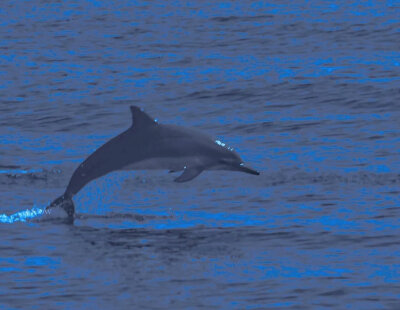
[47,106,259,219]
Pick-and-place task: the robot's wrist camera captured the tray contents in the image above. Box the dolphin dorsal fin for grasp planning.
[129,106,157,129]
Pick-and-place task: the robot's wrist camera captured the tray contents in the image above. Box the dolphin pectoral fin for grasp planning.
[174,166,204,183]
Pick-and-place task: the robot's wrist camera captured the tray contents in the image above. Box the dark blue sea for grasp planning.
[1,1,400,309]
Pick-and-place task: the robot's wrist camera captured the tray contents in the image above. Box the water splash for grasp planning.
[0,207,45,224]
[215,139,226,147]
[215,139,234,151]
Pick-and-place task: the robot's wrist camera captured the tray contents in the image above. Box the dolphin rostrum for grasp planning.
[46,106,259,219]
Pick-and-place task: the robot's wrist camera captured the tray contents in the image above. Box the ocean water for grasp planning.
[1,0,400,309]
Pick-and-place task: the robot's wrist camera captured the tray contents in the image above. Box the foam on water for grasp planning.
[0,168,43,175]
[0,206,45,223]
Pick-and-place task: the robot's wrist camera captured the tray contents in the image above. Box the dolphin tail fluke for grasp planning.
[46,194,75,219]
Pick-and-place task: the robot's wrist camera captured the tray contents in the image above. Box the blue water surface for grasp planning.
[1,0,400,309]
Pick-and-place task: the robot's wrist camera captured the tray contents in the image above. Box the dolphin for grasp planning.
[46,106,259,219]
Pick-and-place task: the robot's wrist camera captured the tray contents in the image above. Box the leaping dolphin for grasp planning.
[46,106,260,219]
